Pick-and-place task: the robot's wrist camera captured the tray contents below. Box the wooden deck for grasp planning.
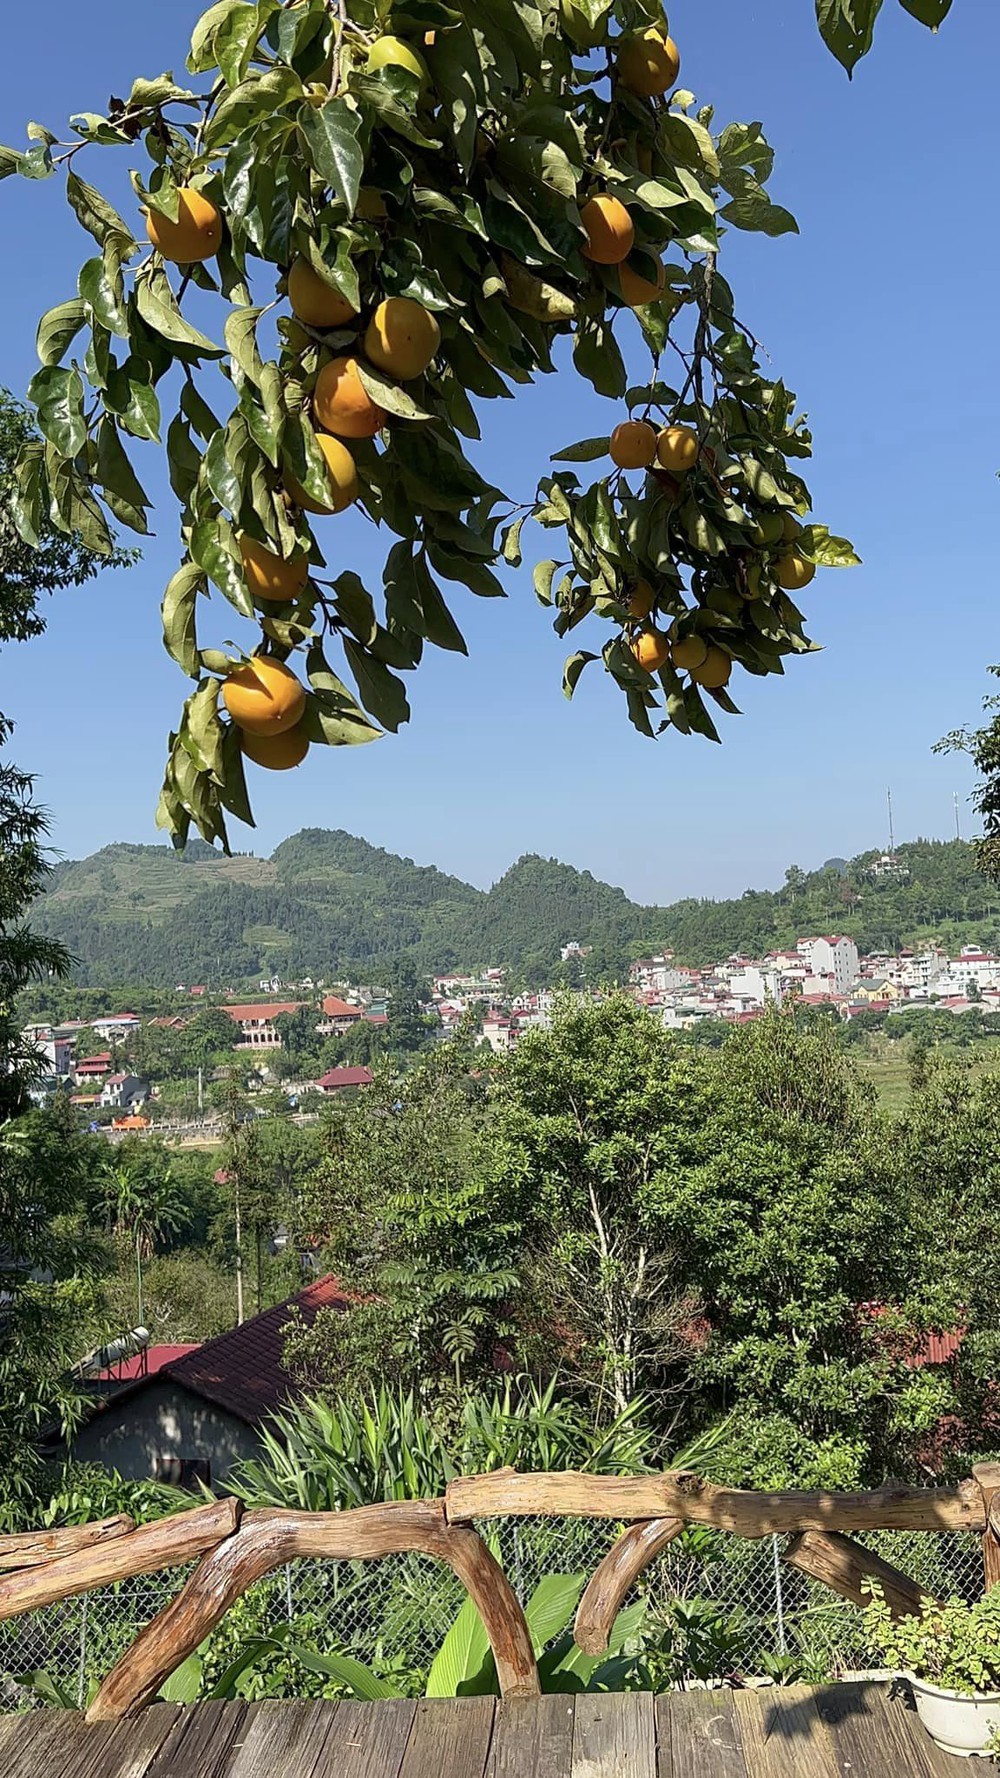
[0,1683,973,1777]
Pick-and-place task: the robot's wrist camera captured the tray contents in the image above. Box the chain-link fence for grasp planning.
[0,1518,985,1710]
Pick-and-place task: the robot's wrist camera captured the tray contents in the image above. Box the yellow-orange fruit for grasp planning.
[367,34,430,87]
[145,188,222,264]
[631,629,670,673]
[288,258,358,330]
[223,657,307,738]
[690,646,732,690]
[776,553,816,591]
[656,425,700,474]
[580,194,635,265]
[750,510,784,547]
[314,356,385,439]
[671,634,709,672]
[616,26,681,98]
[627,580,656,621]
[239,536,310,604]
[611,419,658,470]
[619,258,666,307]
[285,432,359,516]
[364,297,441,380]
[241,725,310,771]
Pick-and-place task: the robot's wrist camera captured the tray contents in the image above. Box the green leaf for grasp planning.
[11,445,47,548]
[215,0,273,88]
[136,272,223,355]
[162,563,204,678]
[815,0,884,73]
[427,1594,493,1698]
[798,524,862,567]
[552,437,610,464]
[97,417,151,529]
[65,170,136,250]
[287,1646,403,1702]
[36,300,87,367]
[343,639,411,732]
[28,365,87,457]
[190,516,253,614]
[523,1573,585,1653]
[297,102,364,215]
[225,305,268,387]
[0,145,23,181]
[79,248,129,339]
[414,556,468,654]
[354,362,431,421]
[899,0,951,22]
[533,560,559,605]
[573,321,627,400]
[563,650,597,699]
[189,0,246,71]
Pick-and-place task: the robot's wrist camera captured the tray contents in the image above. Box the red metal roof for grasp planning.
[321,996,362,1019]
[161,1276,349,1424]
[223,1002,305,1023]
[317,1066,374,1090]
[97,1344,199,1382]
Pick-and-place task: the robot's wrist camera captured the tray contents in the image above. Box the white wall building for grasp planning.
[796,937,859,995]
[726,967,784,1008]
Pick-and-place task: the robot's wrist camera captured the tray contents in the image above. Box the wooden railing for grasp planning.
[2,1462,998,1721]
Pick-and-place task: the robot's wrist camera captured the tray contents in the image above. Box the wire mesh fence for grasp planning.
[0,1518,986,1710]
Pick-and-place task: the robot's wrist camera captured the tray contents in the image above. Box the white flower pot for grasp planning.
[908,1673,1000,1758]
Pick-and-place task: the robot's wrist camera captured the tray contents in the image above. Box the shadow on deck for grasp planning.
[0,1681,973,1777]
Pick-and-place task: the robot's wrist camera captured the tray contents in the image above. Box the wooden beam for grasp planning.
[0,1498,241,1621]
[0,1515,134,1572]
[973,1464,1000,1593]
[783,1530,935,1619]
[87,1500,539,1721]
[574,1517,683,1654]
[445,1470,984,1536]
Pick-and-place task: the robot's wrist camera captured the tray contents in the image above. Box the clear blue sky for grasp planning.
[1,0,994,902]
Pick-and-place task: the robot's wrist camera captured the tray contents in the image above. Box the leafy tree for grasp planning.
[293,1045,520,1394]
[0,389,132,650]
[494,996,715,1419]
[0,1101,106,1502]
[5,0,854,849]
[385,962,431,1053]
[97,1142,190,1324]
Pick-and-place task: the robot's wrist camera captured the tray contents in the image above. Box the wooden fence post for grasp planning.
[972,1464,1000,1593]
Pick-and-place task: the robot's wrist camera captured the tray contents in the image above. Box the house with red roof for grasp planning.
[67,1277,349,1486]
[222,1001,305,1049]
[317,1065,374,1095]
[315,995,364,1037]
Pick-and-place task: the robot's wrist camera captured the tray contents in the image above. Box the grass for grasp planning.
[857,1038,1000,1114]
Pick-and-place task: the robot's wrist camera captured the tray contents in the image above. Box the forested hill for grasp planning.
[32,831,998,989]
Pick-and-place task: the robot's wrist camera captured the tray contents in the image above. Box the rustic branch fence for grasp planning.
[1,1464,998,1720]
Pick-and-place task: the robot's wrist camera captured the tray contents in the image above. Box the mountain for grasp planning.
[32,831,998,991]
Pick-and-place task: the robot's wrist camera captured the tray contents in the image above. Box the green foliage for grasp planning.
[863,1584,1000,1694]
[815,0,953,75]
[6,0,853,846]
[29,828,998,991]
[279,1574,646,1699]
[230,1378,657,1512]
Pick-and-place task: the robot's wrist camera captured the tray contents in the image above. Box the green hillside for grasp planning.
[32,831,999,990]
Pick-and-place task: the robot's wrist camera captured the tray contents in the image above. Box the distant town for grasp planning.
[21,921,1000,1126]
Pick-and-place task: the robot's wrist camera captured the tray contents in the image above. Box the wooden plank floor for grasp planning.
[0,1684,973,1776]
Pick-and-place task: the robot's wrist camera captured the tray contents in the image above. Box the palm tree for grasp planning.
[105,1161,186,1327]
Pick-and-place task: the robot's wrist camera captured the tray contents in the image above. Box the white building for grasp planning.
[632,956,692,996]
[726,967,784,1008]
[92,1014,142,1044]
[796,937,859,996]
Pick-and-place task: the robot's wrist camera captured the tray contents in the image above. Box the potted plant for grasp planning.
[863,1585,1000,1758]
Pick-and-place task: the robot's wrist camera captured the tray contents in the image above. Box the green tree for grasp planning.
[386,963,431,1054]
[5,1,855,849]
[293,1046,519,1395]
[99,1145,189,1325]
[495,996,714,1419]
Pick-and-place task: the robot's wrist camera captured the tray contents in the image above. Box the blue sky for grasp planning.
[0,0,994,902]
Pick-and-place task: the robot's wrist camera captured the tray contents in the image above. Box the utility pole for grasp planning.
[954,793,962,842]
[197,1065,204,1116]
[234,1175,244,1326]
[887,787,896,856]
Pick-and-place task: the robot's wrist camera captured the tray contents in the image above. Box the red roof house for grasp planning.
[317,1066,374,1094]
[69,1276,350,1484]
